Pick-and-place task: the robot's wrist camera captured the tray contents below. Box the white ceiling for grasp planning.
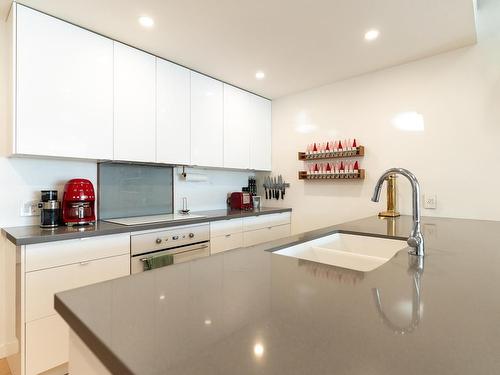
[3,0,477,98]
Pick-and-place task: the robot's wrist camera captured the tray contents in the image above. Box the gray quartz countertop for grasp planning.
[1,207,292,245]
[55,215,500,375]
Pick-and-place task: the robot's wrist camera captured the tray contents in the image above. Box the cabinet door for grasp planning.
[25,233,130,272]
[243,224,291,247]
[26,314,69,375]
[156,59,190,165]
[211,232,244,255]
[190,72,223,167]
[114,42,156,162]
[242,212,291,232]
[26,254,130,322]
[15,4,113,159]
[223,84,250,169]
[249,94,272,171]
[210,218,243,238]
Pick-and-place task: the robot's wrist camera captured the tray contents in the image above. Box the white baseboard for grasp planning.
[0,338,18,359]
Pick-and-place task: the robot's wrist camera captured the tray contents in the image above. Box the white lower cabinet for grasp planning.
[243,212,291,232]
[243,224,291,247]
[26,254,130,322]
[11,234,131,375]
[211,232,244,255]
[210,213,291,255]
[25,315,69,375]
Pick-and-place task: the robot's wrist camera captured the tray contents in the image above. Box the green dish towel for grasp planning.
[143,253,174,271]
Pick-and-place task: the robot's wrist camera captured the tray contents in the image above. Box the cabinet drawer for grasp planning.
[26,314,69,375]
[243,224,291,247]
[210,232,244,255]
[210,218,243,238]
[26,233,130,272]
[242,212,291,232]
[26,254,130,322]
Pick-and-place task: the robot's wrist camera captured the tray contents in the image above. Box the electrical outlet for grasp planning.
[20,200,41,217]
[424,194,437,209]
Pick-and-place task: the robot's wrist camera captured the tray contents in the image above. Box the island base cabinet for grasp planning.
[26,315,69,375]
[69,330,111,375]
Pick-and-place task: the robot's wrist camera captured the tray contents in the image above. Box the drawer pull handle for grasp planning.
[225,234,231,238]
[79,261,90,266]
[268,226,272,230]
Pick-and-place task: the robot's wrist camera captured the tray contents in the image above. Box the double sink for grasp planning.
[275,233,407,272]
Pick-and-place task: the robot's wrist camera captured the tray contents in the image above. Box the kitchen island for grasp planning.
[55,215,500,374]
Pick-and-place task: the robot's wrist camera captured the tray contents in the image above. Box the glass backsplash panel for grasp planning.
[98,163,173,220]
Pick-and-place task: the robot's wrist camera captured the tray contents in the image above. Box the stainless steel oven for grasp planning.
[131,223,210,274]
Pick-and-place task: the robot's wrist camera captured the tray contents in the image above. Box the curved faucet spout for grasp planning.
[372,168,424,256]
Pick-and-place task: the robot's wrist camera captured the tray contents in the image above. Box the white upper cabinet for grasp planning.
[15,4,113,159]
[190,72,223,167]
[156,59,191,165]
[249,94,272,171]
[113,42,156,163]
[223,84,250,169]
[11,5,272,170]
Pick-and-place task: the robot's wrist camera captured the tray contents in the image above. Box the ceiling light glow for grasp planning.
[364,29,380,41]
[253,343,264,357]
[138,16,154,28]
[255,71,265,80]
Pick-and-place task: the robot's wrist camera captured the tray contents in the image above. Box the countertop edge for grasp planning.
[2,207,292,246]
[54,295,134,375]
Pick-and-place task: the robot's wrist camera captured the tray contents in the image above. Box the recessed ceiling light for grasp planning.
[255,71,265,80]
[138,16,154,28]
[253,343,264,357]
[364,29,380,41]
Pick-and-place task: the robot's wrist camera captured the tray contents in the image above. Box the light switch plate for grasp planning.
[20,200,41,217]
[424,194,437,209]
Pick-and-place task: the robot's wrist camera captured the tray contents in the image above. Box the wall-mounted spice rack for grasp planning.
[298,145,365,160]
[298,139,366,181]
[298,169,365,180]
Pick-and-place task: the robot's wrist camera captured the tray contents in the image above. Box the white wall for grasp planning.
[266,0,500,234]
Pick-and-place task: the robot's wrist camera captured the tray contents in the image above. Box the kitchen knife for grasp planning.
[275,176,279,200]
[268,176,271,199]
[279,175,285,199]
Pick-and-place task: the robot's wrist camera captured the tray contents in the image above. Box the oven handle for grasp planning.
[139,244,209,263]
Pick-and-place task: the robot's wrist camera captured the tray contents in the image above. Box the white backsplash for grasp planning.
[173,167,254,212]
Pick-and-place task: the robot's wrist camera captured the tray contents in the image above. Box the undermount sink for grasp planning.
[274,233,407,272]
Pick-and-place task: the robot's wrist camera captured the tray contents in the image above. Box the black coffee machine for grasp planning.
[38,190,60,229]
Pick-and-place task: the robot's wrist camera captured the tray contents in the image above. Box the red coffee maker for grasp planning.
[62,179,96,226]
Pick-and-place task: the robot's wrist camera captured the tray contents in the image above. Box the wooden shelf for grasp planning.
[298,146,364,160]
[298,169,365,180]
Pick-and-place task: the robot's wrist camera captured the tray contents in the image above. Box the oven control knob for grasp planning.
[155,238,162,244]
[189,233,195,238]
[172,235,179,240]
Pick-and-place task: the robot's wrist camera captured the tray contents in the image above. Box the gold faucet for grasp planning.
[378,174,400,217]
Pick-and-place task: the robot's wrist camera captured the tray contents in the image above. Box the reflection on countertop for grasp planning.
[56,215,500,375]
